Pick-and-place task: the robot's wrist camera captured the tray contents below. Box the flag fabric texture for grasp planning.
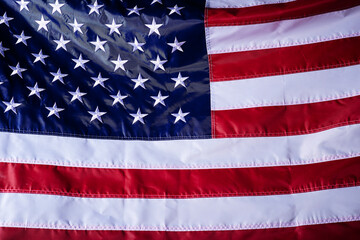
[0,0,359,239]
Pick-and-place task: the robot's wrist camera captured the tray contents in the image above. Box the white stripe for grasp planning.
[0,187,359,231]
[0,124,359,169]
[206,0,295,8]
[206,6,360,54]
[211,65,360,110]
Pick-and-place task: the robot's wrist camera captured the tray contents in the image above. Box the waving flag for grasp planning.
[0,0,359,239]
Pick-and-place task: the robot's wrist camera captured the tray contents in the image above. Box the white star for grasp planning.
[9,63,26,79]
[35,15,50,32]
[27,83,45,99]
[110,91,127,106]
[111,54,128,72]
[88,0,104,15]
[54,35,70,51]
[171,72,188,88]
[167,37,185,53]
[151,91,168,106]
[69,87,86,103]
[151,0,162,5]
[50,68,68,84]
[0,12,13,27]
[14,31,31,46]
[171,108,189,123]
[91,73,109,88]
[131,74,149,89]
[150,55,167,71]
[105,19,122,35]
[69,18,83,33]
[168,5,184,15]
[16,0,30,12]
[127,5,144,16]
[128,37,145,52]
[46,103,64,118]
[49,0,64,14]
[90,36,107,52]
[72,54,89,70]
[2,98,21,114]
[0,42,9,57]
[88,106,106,123]
[32,49,49,64]
[130,108,148,124]
[145,18,163,36]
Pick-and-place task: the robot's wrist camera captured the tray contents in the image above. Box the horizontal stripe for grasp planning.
[213,95,360,137]
[0,124,359,169]
[1,221,360,240]
[205,0,295,8]
[211,64,360,110]
[207,0,360,27]
[210,36,360,81]
[206,5,360,54]
[0,187,359,230]
[1,157,359,198]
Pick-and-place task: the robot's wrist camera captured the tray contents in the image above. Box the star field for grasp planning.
[0,0,210,139]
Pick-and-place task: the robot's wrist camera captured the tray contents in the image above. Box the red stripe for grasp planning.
[210,37,360,82]
[206,0,360,27]
[1,221,360,239]
[0,156,359,198]
[213,95,360,138]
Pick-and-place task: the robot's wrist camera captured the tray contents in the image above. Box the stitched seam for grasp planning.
[209,0,294,9]
[208,14,347,27]
[207,3,360,27]
[0,182,357,198]
[211,61,360,81]
[204,11,216,137]
[0,153,358,169]
[208,33,360,54]
[213,91,360,110]
[0,128,212,141]
[216,120,360,137]
[0,216,359,231]
[207,2,360,27]
[204,5,208,28]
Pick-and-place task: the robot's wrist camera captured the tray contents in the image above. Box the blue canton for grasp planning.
[0,0,211,140]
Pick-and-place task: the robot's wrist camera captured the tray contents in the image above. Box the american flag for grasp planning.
[0,0,359,239]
